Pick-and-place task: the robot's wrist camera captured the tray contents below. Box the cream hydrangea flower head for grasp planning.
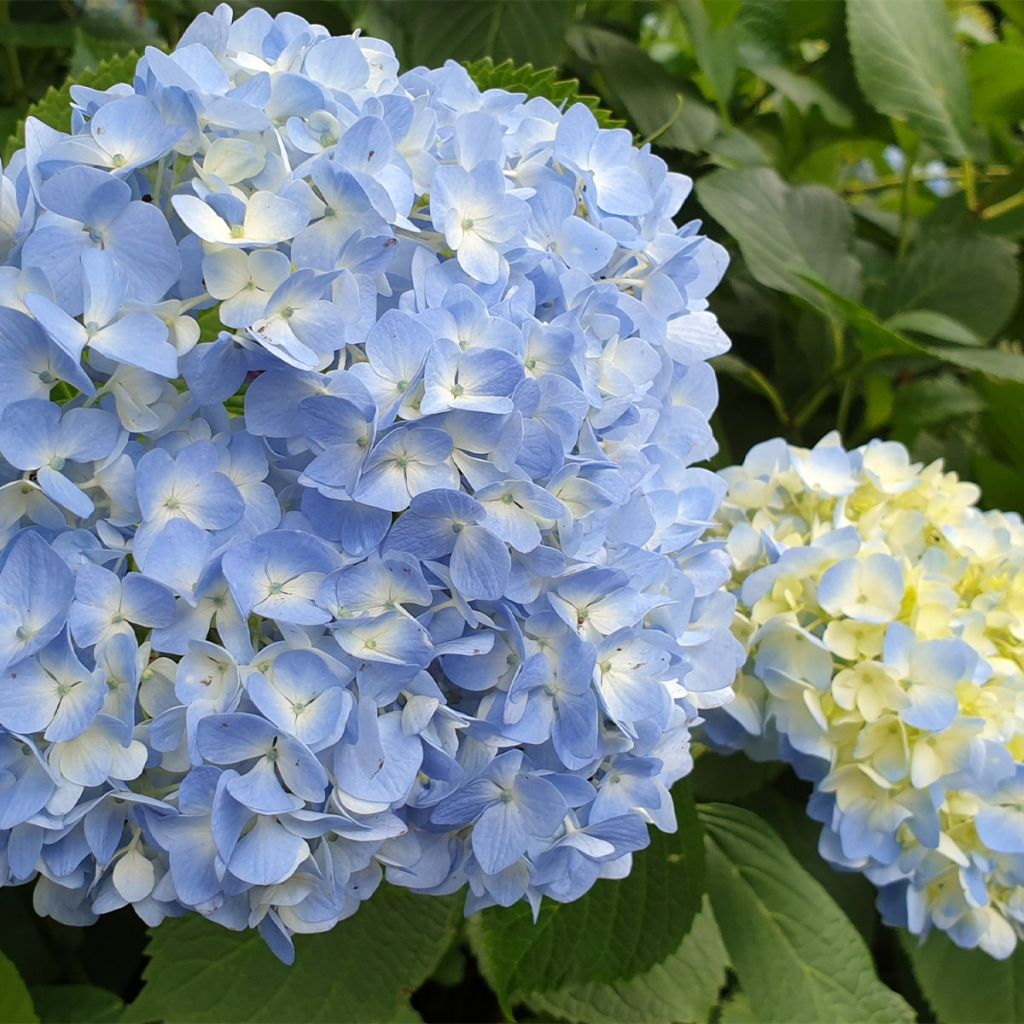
[706,431,1024,959]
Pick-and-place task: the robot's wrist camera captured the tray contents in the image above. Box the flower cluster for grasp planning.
[706,433,1024,959]
[0,4,740,959]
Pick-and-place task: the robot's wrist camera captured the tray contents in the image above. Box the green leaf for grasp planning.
[29,985,122,1024]
[754,65,853,129]
[690,749,783,802]
[404,0,572,71]
[885,310,983,347]
[123,888,458,1024]
[877,232,1020,343]
[799,274,1024,384]
[700,804,915,1024]
[469,781,704,1004]
[462,58,622,129]
[676,0,738,110]
[847,0,971,159]
[969,44,1024,123]
[525,896,728,1024]
[928,346,1024,383]
[973,453,1024,511]
[902,930,1024,1023]
[566,25,719,151]
[0,951,37,1024]
[697,168,861,310]
[4,51,139,163]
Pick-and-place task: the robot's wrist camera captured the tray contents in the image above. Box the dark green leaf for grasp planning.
[469,782,704,1003]
[902,930,1024,1023]
[697,168,861,308]
[691,749,783,803]
[123,888,458,1024]
[567,25,719,150]
[526,897,728,1024]
[847,0,971,158]
[29,985,122,1024]
[405,0,572,72]
[0,951,37,1024]
[973,453,1024,511]
[878,232,1020,342]
[701,803,914,1023]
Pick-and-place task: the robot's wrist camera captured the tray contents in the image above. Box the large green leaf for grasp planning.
[526,896,728,1024]
[123,888,458,1024]
[29,985,121,1024]
[902,931,1024,1023]
[697,168,861,308]
[877,232,1020,343]
[3,51,139,162]
[846,0,971,158]
[469,781,704,1004]
[700,804,915,1024]
[403,0,572,72]
[0,952,37,1024]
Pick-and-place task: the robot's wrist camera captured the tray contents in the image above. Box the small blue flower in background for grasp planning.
[0,2,741,964]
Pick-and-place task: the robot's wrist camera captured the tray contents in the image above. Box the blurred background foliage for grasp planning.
[3,0,1023,513]
[1,1,1023,1021]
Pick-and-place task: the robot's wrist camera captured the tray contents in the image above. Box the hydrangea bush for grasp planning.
[0,2,741,962]
[707,433,1024,959]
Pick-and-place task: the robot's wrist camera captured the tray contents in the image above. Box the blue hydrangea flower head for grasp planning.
[0,3,740,962]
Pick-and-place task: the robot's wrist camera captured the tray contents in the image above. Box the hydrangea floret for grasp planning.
[0,4,741,960]
[707,432,1024,959]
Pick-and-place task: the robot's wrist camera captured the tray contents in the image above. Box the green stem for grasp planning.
[962,158,979,213]
[836,376,855,439]
[981,189,1024,221]
[897,159,914,258]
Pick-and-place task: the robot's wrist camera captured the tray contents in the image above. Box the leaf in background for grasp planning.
[969,44,1024,123]
[885,310,983,346]
[902,930,1024,1022]
[877,232,1020,342]
[3,51,139,162]
[847,0,971,159]
[690,749,783,802]
[754,65,853,129]
[462,58,622,128]
[700,803,915,1024]
[404,0,572,72]
[567,24,719,151]
[713,354,789,424]
[123,888,458,1024]
[469,782,704,1004]
[928,346,1024,383]
[29,985,122,1024]
[697,168,862,308]
[676,0,738,112]
[525,897,728,1024]
[0,951,37,1024]
[973,453,1024,511]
